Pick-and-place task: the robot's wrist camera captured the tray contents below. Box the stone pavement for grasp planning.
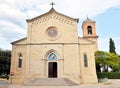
[0,79,120,88]
[0,80,8,88]
[25,78,77,86]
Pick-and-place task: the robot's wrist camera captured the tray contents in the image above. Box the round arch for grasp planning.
[87,25,92,34]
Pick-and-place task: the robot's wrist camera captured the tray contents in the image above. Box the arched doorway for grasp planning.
[47,52,58,78]
[48,62,57,78]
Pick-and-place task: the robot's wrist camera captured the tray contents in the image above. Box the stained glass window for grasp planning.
[47,27,58,38]
[48,53,57,60]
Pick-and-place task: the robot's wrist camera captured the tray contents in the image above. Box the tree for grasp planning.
[95,51,120,72]
[0,49,11,75]
[95,51,110,72]
[109,53,120,72]
[109,38,116,54]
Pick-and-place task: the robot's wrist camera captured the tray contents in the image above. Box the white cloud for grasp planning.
[56,0,120,19]
[0,20,26,35]
[26,10,40,19]
[0,33,6,41]
[0,33,11,50]
[0,0,120,51]
[0,3,27,27]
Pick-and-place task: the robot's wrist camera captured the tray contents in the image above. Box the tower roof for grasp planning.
[83,17,95,23]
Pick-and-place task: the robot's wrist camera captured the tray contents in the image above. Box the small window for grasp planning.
[84,53,88,67]
[87,26,92,34]
[18,53,22,68]
[48,53,57,60]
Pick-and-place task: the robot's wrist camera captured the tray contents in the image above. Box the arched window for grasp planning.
[48,52,57,60]
[87,26,92,34]
[84,53,88,67]
[18,53,22,68]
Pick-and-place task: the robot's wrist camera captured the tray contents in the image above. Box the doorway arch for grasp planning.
[44,49,63,78]
[47,52,58,78]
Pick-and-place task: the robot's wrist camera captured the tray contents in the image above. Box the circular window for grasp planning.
[47,28,58,38]
[46,27,61,41]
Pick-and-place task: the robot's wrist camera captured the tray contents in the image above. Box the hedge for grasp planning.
[97,72,120,79]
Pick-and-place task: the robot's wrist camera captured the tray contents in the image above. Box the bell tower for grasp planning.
[82,17,98,51]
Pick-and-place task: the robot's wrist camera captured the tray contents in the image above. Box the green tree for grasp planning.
[109,38,116,54]
[95,51,120,72]
[95,51,109,72]
[109,53,120,72]
[0,49,11,75]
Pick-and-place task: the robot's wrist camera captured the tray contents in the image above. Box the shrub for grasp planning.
[97,72,120,79]
[0,74,9,79]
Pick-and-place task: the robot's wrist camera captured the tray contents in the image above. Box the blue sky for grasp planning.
[0,0,120,54]
[94,7,120,54]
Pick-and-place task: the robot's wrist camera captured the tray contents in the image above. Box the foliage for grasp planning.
[97,72,120,79]
[0,73,9,79]
[109,38,116,54]
[97,72,106,78]
[0,49,11,75]
[95,51,120,72]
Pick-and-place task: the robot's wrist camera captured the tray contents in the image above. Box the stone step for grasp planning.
[25,78,77,86]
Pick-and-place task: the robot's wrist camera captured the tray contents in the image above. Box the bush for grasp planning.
[97,72,120,79]
[0,74,9,79]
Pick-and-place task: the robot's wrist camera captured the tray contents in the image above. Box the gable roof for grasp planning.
[26,8,79,23]
[11,37,27,45]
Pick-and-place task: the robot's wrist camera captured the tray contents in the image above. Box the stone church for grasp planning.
[10,5,98,85]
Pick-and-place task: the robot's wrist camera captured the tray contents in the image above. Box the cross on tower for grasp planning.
[50,2,55,8]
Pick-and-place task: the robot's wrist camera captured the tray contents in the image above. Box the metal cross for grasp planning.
[50,2,55,8]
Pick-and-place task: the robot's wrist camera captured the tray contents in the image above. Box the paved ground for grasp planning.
[0,80,8,88]
[25,78,77,86]
[0,79,120,88]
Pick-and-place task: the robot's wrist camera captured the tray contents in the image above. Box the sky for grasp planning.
[0,0,120,54]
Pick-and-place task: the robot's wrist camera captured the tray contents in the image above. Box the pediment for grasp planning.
[79,37,95,45]
[26,8,79,26]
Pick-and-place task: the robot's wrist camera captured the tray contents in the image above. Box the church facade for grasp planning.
[10,8,98,84]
